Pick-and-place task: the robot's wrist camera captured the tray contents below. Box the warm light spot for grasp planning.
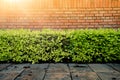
[4,0,23,3]
[3,0,33,9]
[4,0,32,5]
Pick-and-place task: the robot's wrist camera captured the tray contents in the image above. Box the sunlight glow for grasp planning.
[5,0,24,3]
[3,0,33,9]
[0,0,33,15]
[4,0,32,6]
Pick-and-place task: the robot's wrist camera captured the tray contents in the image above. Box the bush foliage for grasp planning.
[0,29,120,63]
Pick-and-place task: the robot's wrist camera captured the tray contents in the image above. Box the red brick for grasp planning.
[91,11,99,14]
[77,25,84,28]
[64,23,72,26]
[59,20,68,22]
[113,14,120,16]
[79,17,84,19]
[90,23,99,25]
[86,14,95,16]
[104,14,112,16]
[60,26,68,29]
[0,19,7,22]
[95,8,104,10]
[0,26,8,28]
[78,20,86,22]
[99,11,108,13]
[104,20,112,22]
[56,23,64,26]
[69,20,77,22]
[72,23,81,26]
[109,11,117,14]
[99,22,108,25]
[95,20,103,23]
[78,14,85,16]
[118,21,120,24]
[95,14,103,16]
[108,22,117,24]
[104,8,113,10]
[81,23,90,25]
[86,20,94,23]
[117,11,120,13]
[113,8,120,10]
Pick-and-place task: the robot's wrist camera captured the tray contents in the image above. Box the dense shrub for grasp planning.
[66,29,120,63]
[0,29,120,63]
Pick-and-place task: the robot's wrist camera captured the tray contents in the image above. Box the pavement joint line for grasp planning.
[88,64,102,80]
[14,68,25,80]
[13,64,31,80]
[106,63,120,73]
[42,63,50,80]
[67,63,73,80]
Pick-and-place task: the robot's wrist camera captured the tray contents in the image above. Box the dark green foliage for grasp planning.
[0,29,120,63]
[67,29,120,62]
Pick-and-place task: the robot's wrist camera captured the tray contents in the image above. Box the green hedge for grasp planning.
[0,29,120,63]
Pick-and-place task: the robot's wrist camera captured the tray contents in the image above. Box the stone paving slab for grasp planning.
[71,72,100,80]
[88,64,118,72]
[15,69,45,80]
[107,63,120,72]
[1,64,28,73]
[45,63,71,80]
[0,64,29,80]
[69,64,92,73]
[47,63,69,73]
[0,63,119,80]
[44,73,71,80]
[0,64,11,71]
[15,64,49,80]
[0,72,20,80]
[97,72,120,80]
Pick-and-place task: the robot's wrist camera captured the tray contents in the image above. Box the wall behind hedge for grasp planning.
[0,0,120,29]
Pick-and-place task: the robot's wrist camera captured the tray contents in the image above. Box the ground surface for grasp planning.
[0,63,120,80]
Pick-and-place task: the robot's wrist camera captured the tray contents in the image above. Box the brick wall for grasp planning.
[0,0,120,29]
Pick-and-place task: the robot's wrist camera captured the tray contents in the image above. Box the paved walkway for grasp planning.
[0,63,120,80]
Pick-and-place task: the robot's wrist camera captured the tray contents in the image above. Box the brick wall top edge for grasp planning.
[0,8,120,12]
[0,0,120,9]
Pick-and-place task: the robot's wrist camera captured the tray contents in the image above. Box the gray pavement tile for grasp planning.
[15,69,45,80]
[97,72,120,80]
[47,63,69,73]
[0,64,29,73]
[44,73,71,80]
[30,64,49,71]
[72,72,100,80]
[0,64,11,71]
[69,64,93,73]
[44,78,71,80]
[0,64,30,80]
[107,63,120,72]
[15,64,48,80]
[0,72,20,80]
[88,64,118,72]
